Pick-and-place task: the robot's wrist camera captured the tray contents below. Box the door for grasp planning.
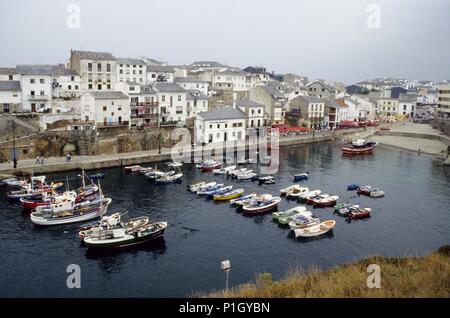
[31,103,36,112]
[118,116,122,124]
[224,132,227,141]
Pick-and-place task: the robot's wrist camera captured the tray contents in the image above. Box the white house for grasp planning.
[234,99,266,128]
[174,76,209,96]
[80,91,130,128]
[16,65,54,112]
[0,67,20,81]
[195,107,247,144]
[0,81,22,113]
[186,90,208,118]
[117,58,146,84]
[69,50,117,91]
[211,70,253,93]
[398,94,416,117]
[348,95,376,120]
[52,68,81,99]
[146,65,175,83]
[153,82,187,124]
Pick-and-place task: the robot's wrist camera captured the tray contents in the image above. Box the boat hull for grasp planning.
[342,145,375,156]
[243,200,280,216]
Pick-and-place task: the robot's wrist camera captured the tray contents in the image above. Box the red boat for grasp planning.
[201,163,221,172]
[357,186,373,196]
[342,139,378,156]
[312,195,339,207]
[242,197,281,215]
[20,197,51,209]
[348,208,371,220]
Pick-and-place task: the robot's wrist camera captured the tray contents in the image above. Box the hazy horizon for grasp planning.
[0,0,449,84]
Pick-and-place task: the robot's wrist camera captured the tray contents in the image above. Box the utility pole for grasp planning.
[11,120,17,168]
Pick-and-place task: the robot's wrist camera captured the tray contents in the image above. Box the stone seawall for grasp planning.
[375,130,450,145]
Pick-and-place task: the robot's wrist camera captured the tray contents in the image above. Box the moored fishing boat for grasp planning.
[348,207,372,220]
[188,181,207,192]
[293,220,335,238]
[306,193,329,205]
[242,196,281,215]
[200,161,222,172]
[347,184,359,191]
[293,172,309,182]
[299,190,322,202]
[258,176,274,184]
[213,165,237,174]
[89,172,105,180]
[155,172,183,184]
[280,184,301,196]
[228,168,248,177]
[311,195,339,207]
[370,189,385,198]
[336,204,360,216]
[229,193,257,206]
[30,195,112,226]
[144,169,167,179]
[83,221,168,249]
[286,186,309,199]
[357,185,373,196]
[288,214,321,230]
[236,172,257,180]
[196,183,224,195]
[204,185,233,197]
[213,188,244,201]
[78,212,124,239]
[166,161,183,167]
[342,138,378,156]
[124,165,142,173]
[272,206,310,224]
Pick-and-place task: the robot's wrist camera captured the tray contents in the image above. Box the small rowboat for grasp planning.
[213,188,244,201]
[237,172,257,180]
[228,168,249,177]
[213,165,237,174]
[201,161,222,172]
[230,193,257,206]
[197,183,224,195]
[273,206,312,225]
[231,169,253,178]
[357,186,373,195]
[306,193,329,205]
[311,195,339,207]
[242,197,281,215]
[188,181,213,193]
[124,165,142,173]
[294,220,336,238]
[166,161,183,167]
[348,207,371,220]
[293,172,309,182]
[370,189,385,198]
[288,214,321,230]
[280,184,301,196]
[155,173,183,184]
[205,185,233,197]
[286,187,309,199]
[299,190,322,201]
[145,169,167,179]
[137,167,153,175]
[347,184,359,191]
[336,204,360,216]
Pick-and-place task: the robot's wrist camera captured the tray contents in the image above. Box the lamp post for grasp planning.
[11,120,17,168]
[221,260,231,294]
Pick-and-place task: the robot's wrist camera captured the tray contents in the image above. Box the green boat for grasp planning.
[334,202,352,211]
[272,207,310,224]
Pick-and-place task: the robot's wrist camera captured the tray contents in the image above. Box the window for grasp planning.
[225,124,228,128]
[107,84,111,89]
[139,70,143,75]
[68,85,72,90]
[178,95,181,101]
[88,63,92,71]
[258,109,261,114]
[106,64,111,72]
[97,84,102,90]
[103,106,107,111]
[111,112,114,116]
[232,123,237,127]
[97,63,102,72]
[133,70,136,75]
[209,124,212,129]
[40,90,45,96]
[75,85,79,90]
[120,70,123,74]
[251,109,255,114]
[8,75,13,80]
[40,79,45,84]
[237,132,242,139]
[30,79,35,84]
[162,95,166,102]
[130,86,135,91]
[88,84,93,89]
[238,123,243,127]
[217,124,220,129]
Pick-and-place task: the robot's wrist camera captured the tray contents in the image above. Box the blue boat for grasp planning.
[347,184,359,191]
[89,173,105,180]
[204,185,233,197]
[293,172,309,182]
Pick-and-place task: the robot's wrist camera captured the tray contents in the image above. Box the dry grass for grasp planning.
[202,246,450,298]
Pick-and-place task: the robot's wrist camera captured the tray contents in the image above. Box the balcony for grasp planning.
[131,101,159,107]
[28,94,49,101]
[131,112,159,119]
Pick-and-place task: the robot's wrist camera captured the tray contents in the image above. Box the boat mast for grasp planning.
[98,179,103,219]
[82,169,86,189]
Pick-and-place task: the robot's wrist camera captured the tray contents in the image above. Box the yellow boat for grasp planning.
[213,188,244,201]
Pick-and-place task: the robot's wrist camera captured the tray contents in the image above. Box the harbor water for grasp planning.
[1,142,449,297]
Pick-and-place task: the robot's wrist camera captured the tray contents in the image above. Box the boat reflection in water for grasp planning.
[85,236,167,260]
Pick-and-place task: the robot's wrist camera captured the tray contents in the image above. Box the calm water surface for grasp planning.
[1,142,449,297]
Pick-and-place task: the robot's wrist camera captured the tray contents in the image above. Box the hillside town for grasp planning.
[0,49,449,163]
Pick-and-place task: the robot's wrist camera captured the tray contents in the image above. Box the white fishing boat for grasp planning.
[299,189,322,201]
[156,172,183,184]
[370,189,385,198]
[83,221,168,249]
[188,181,213,193]
[272,206,312,224]
[237,172,257,180]
[286,186,309,199]
[230,193,257,206]
[166,161,183,167]
[288,214,321,229]
[213,165,237,174]
[280,184,301,196]
[197,183,224,195]
[228,168,248,176]
[124,165,142,173]
[294,220,336,238]
[145,170,172,179]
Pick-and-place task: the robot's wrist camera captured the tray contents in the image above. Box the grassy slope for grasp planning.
[204,246,450,298]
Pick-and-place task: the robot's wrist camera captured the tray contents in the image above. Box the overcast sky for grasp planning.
[0,0,449,84]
